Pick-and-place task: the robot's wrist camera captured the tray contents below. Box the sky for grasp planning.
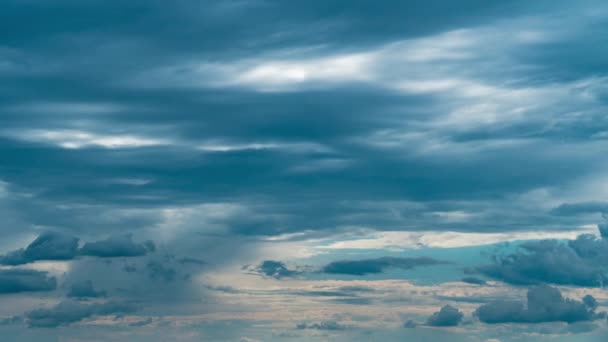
[1,1,608,341]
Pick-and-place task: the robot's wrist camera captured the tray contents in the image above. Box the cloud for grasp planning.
[296,320,345,330]
[475,285,602,324]
[128,317,154,327]
[2,129,169,150]
[0,269,56,293]
[1,0,608,340]
[67,280,106,298]
[0,232,79,265]
[461,277,487,285]
[477,225,608,286]
[250,260,300,279]
[0,233,156,266]
[25,300,137,328]
[321,257,445,275]
[426,305,464,327]
[403,320,417,328]
[563,321,599,334]
[176,257,206,266]
[550,201,608,216]
[146,260,177,282]
[0,316,23,326]
[79,235,155,258]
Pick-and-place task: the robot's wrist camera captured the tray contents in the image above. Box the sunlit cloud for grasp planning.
[3,129,170,149]
[318,227,599,250]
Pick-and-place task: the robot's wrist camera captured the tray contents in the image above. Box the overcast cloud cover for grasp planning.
[1,1,608,341]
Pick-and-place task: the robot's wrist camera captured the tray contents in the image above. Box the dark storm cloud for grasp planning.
[321,257,445,275]
[426,305,464,327]
[475,285,602,324]
[25,300,137,328]
[0,0,556,63]
[0,232,78,265]
[477,225,608,286]
[80,235,155,258]
[0,0,605,244]
[0,269,56,293]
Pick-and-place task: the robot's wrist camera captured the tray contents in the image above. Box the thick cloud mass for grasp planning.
[321,257,445,275]
[79,235,155,258]
[0,0,607,340]
[0,232,78,265]
[67,280,106,298]
[25,300,137,328]
[426,305,464,327]
[476,285,601,324]
[477,226,608,286]
[0,269,56,293]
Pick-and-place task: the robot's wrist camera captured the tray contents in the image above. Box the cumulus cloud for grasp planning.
[0,232,79,265]
[79,235,155,258]
[321,257,445,275]
[426,305,464,327]
[477,225,608,286]
[476,285,602,324]
[67,280,106,298]
[0,269,56,293]
[25,300,137,328]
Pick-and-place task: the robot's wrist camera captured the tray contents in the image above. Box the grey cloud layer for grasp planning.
[25,300,137,328]
[0,0,606,243]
